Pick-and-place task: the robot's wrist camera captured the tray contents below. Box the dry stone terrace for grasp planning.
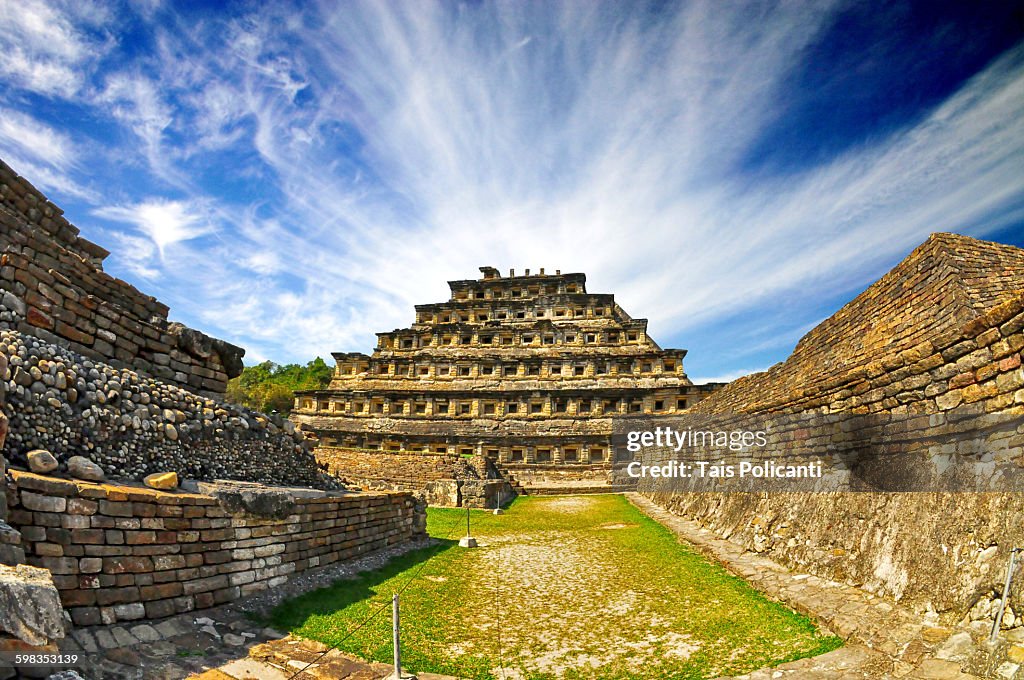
[291,266,723,499]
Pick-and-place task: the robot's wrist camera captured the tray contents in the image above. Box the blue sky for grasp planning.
[1,1,1022,382]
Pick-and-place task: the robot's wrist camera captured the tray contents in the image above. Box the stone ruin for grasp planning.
[0,158,428,677]
[3,150,1024,677]
[290,266,722,504]
[640,232,1024,623]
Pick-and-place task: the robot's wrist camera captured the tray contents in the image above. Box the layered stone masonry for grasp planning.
[0,327,335,488]
[293,266,721,492]
[315,448,514,507]
[639,233,1024,619]
[0,158,243,398]
[317,447,461,486]
[699,233,1024,414]
[5,470,426,626]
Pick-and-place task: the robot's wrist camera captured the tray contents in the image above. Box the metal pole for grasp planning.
[991,548,1019,643]
[459,503,478,548]
[393,593,401,677]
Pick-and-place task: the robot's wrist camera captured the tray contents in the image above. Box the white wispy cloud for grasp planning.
[101,231,159,279]
[0,108,99,201]
[96,73,179,181]
[0,0,112,96]
[200,1,1022,361]
[95,199,213,258]
[0,107,77,169]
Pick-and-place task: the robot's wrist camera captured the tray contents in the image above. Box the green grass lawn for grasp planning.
[267,494,841,679]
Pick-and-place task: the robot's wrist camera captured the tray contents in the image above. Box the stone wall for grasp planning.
[0,350,25,568]
[694,233,1024,414]
[315,447,461,488]
[5,470,426,626]
[1,327,335,488]
[0,159,243,398]
[502,462,613,488]
[639,233,1024,620]
[316,446,514,507]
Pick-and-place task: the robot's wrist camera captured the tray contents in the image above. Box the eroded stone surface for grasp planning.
[0,563,64,645]
[629,493,992,680]
[639,235,1024,620]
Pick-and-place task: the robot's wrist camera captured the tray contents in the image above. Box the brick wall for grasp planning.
[4,471,426,626]
[640,233,1024,617]
[0,158,243,398]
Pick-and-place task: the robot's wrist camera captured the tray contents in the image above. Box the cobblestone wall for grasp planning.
[640,233,1024,619]
[5,470,426,626]
[0,351,25,568]
[0,159,243,398]
[1,327,336,487]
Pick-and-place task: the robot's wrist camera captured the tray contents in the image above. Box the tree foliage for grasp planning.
[225,357,332,414]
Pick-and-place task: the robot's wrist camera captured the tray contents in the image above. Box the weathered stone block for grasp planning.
[0,564,65,645]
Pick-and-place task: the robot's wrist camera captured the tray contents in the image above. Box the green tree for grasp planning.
[224,357,332,414]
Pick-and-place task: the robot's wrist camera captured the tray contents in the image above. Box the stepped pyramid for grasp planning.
[292,266,721,490]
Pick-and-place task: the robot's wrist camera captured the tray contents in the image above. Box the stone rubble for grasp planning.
[26,450,57,474]
[142,472,177,490]
[0,328,338,489]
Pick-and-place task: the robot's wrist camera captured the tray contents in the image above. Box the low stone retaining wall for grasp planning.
[502,463,616,492]
[4,471,426,626]
[315,447,459,486]
[421,478,513,508]
[315,446,515,507]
